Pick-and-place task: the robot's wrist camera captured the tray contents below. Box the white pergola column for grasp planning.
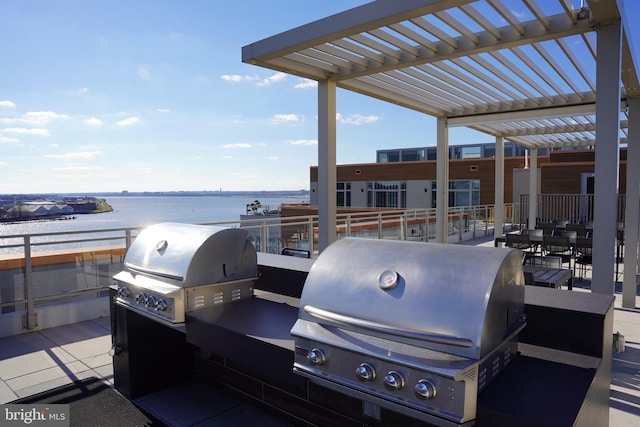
[528,149,538,230]
[623,97,640,308]
[317,80,337,253]
[494,136,504,240]
[592,19,622,295]
[435,117,449,243]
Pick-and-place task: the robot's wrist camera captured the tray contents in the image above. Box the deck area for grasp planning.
[1,236,639,426]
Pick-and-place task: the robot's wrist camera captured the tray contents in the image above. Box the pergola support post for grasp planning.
[494,136,505,239]
[435,118,449,243]
[317,80,337,253]
[623,97,640,308]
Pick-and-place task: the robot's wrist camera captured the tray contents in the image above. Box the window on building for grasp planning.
[367,181,406,208]
[337,182,351,207]
[401,149,425,161]
[376,150,400,163]
[427,148,437,160]
[431,180,480,208]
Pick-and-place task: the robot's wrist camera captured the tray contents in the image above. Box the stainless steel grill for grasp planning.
[113,222,257,326]
[291,238,526,426]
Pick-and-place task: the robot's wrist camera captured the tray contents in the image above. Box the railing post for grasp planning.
[308,217,314,255]
[125,229,132,250]
[23,236,37,330]
[378,213,383,239]
[346,215,351,237]
[261,219,268,253]
[485,206,489,235]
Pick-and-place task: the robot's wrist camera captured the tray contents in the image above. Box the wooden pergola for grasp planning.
[243,0,639,307]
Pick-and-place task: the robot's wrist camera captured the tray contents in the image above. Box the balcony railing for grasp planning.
[516,193,626,226]
[0,204,507,337]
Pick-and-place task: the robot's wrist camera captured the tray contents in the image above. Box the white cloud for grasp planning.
[221,72,287,87]
[115,117,141,127]
[24,111,69,125]
[156,108,170,113]
[0,135,19,143]
[267,156,279,160]
[84,117,103,126]
[2,127,51,136]
[221,74,258,83]
[1,111,69,126]
[0,100,16,108]
[78,87,90,94]
[336,113,381,125]
[257,72,287,87]
[52,165,105,171]
[270,113,302,125]
[293,79,317,89]
[45,151,103,159]
[222,143,251,149]
[289,139,317,146]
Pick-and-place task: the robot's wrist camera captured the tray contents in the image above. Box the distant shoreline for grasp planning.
[0,190,310,199]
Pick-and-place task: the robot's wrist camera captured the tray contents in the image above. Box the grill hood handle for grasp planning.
[303,305,474,348]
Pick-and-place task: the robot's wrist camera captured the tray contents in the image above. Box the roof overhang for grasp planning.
[243,0,638,150]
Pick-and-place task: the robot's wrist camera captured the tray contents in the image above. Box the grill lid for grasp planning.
[120,222,257,287]
[296,238,525,359]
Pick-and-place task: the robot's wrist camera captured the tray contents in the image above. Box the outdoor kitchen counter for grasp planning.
[181,257,614,427]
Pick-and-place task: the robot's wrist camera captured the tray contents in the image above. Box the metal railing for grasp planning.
[516,194,626,227]
[0,204,508,334]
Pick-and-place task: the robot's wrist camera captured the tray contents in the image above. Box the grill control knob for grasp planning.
[307,348,326,365]
[355,363,376,381]
[144,295,156,308]
[117,287,130,298]
[415,379,437,400]
[384,371,405,391]
[154,299,167,311]
[135,293,147,304]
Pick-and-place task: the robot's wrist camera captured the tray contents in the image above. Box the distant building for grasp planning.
[309,148,626,210]
[375,142,558,163]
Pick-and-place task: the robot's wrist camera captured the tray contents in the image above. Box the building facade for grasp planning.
[309,148,627,210]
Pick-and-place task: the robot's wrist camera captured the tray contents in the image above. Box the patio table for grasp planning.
[523,265,573,290]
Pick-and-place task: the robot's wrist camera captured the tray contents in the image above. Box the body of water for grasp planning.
[0,196,306,254]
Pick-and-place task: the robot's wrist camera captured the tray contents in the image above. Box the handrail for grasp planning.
[0,204,506,332]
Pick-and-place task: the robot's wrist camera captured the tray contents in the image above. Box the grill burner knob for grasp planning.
[415,379,437,399]
[154,299,167,311]
[144,295,157,308]
[135,293,147,304]
[307,348,326,365]
[117,287,130,298]
[355,363,376,381]
[384,371,405,391]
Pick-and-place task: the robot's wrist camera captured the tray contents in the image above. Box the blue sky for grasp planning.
[1,1,639,194]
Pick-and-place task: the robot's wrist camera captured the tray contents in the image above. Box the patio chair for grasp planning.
[542,235,574,270]
[536,222,556,236]
[521,229,543,253]
[525,255,562,269]
[556,230,577,241]
[505,234,536,262]
[565,223,587,237]
[574,237,593,281]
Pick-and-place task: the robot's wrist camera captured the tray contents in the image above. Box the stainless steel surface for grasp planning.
[291,237,526,426]
[114,222,257,324]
